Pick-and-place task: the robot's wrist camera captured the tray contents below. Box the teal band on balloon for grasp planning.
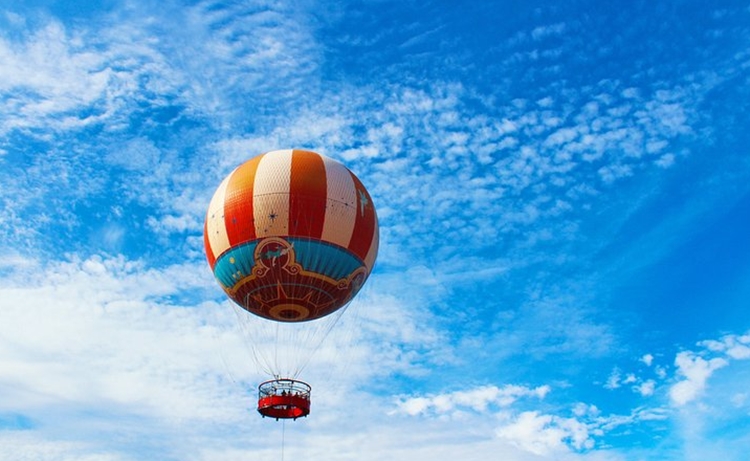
[213,237,364,289]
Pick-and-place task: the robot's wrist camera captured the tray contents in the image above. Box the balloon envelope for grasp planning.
[204,149,379,322]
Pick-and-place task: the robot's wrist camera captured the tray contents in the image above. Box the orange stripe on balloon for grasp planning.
[289,150,328,238]
[224,154,263,245]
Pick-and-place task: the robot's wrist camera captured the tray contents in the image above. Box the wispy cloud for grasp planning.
[392,384,550,416]
[0,21,111,134]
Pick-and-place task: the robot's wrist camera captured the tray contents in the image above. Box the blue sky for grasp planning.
[1,0,750,459]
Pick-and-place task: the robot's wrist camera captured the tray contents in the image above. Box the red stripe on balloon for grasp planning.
[347,172,377,262]
[203,218,217,269]
[289,150,328,238]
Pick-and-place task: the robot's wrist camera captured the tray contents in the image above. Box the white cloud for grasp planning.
[635,380,656,397]
[699,333,750,360]
[0,21,112,134]
[0,255,243,419]
[727,344,750,360]
[531,23,567,41]
[604,368,621,389]
[667,332,750,461]
[495,411,594,456]
[0,433,128,461]
[669,351,728,406]
[655,153,676,168]
[146,213,202,235]
[598,164,633,183]
[392,384,551,417]
[641,353,654,366]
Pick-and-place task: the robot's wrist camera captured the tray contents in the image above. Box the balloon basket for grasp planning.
[257,378,311,420]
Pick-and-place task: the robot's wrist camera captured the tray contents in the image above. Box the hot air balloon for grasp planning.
[204,149,378,420]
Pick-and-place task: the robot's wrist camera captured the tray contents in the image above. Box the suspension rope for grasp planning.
[292,302,350,378]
